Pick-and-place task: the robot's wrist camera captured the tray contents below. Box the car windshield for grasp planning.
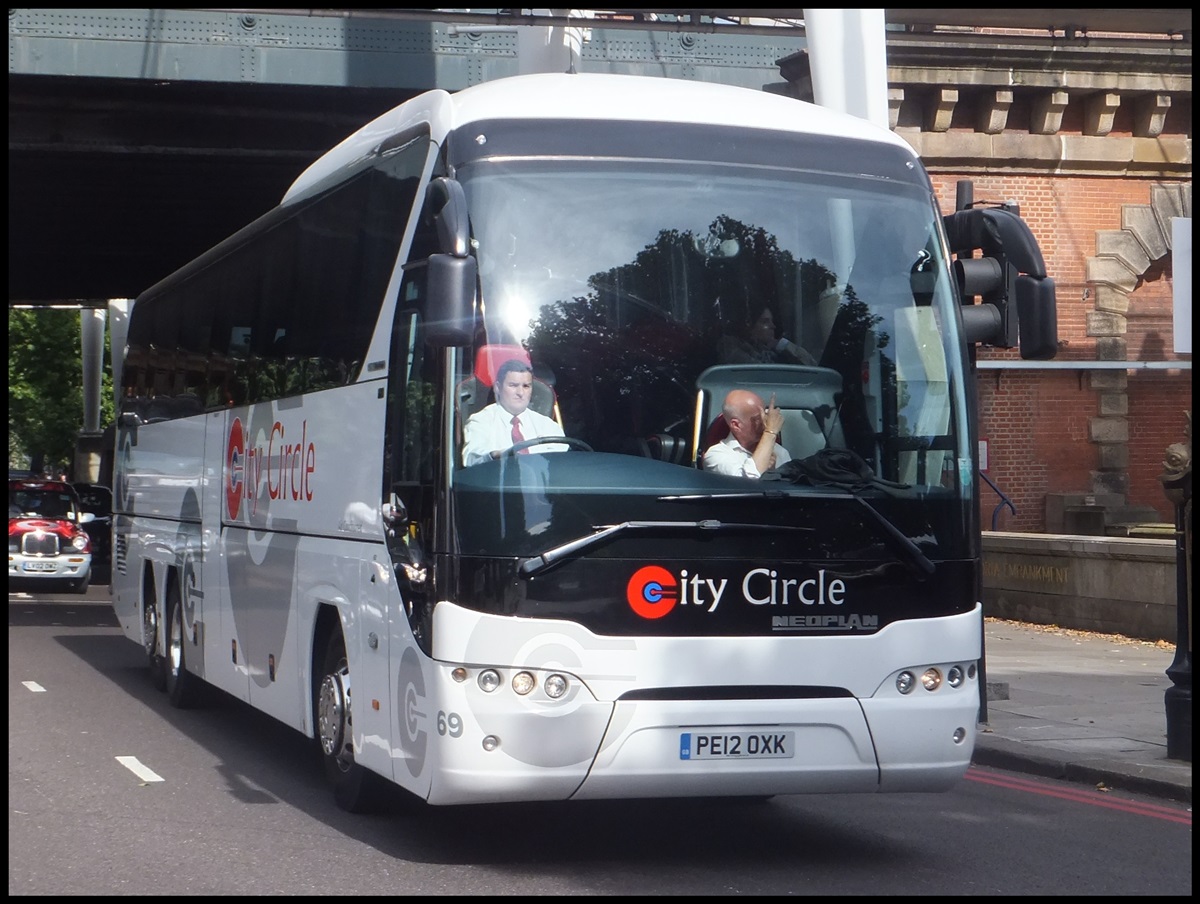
[9,488,77,520]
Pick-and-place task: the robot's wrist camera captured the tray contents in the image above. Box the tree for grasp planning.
[8,309,114,475]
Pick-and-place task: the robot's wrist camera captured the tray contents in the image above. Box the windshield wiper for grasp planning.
[518,519,810,578]
[659,489,935,579]
[846,495,935,578]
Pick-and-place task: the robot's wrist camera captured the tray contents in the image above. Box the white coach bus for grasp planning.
[111,72,1055,810]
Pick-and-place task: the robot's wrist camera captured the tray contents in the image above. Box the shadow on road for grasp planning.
[13,587,915,871]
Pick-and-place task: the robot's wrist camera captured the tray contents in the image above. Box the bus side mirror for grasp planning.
[422,176,475,346]
[426,177,470,258]
[424,253,476,347]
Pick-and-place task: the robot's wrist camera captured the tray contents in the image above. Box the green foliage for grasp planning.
[8,309,114,473]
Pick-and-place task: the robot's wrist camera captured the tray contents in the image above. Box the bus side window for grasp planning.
[386,301,438,490]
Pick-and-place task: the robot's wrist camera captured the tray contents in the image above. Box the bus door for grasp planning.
[201,407,251,702]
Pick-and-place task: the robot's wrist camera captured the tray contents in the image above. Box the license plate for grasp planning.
[23,561,57,572]
[679,731,794,760]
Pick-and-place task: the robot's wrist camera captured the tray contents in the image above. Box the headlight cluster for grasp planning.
[70,533,90,552]
[895,662,975,695]
[450,666,571,699]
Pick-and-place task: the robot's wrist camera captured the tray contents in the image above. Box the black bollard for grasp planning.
[1158,412,1191,762]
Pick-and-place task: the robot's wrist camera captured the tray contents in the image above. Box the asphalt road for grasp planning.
[9,587,1192,896]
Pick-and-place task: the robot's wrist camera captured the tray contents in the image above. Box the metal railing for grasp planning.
[980,470,1016,530]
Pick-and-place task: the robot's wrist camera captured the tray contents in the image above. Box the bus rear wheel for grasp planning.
[165,581,201,708]
[143,587,167,692]
[316,630,381,813]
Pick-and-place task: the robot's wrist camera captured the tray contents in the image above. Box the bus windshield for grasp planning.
[450,156,973,565]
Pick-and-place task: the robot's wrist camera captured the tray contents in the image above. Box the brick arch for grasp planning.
[1084,183,1191,497]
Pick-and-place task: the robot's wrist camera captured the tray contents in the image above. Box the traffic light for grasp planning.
[945,199,1058,360]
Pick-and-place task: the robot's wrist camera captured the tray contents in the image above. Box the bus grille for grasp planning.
[22,532,60,556]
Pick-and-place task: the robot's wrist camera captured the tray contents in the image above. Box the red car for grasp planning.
[8,478,94,593]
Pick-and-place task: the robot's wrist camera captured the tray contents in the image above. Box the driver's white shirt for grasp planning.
[462,403,566,466]
[703,433,792,478]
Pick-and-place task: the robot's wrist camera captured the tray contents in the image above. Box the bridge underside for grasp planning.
[9,75,416,303]
[11,8,1187,305]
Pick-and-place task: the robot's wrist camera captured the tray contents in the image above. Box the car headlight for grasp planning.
[71,534,90,552]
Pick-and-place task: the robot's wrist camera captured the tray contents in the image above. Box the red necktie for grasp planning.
[511,416,529,453]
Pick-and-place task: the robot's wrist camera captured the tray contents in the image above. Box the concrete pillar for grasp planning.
[804,8,890,130]
[516,9,591,75]
[81,307,106,434]
[108,298,133,404]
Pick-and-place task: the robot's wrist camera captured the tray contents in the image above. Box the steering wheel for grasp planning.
[504,436,593,456]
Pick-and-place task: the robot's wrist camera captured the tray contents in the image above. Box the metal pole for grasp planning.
[1159,412,1191,762]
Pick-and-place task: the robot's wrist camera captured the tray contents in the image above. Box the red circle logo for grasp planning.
[626,565,678,619]
[226,417,245,520]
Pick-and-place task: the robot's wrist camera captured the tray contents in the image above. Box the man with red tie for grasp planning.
[462,358,566,466]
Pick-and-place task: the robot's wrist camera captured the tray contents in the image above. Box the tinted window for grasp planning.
[122,132,431,418]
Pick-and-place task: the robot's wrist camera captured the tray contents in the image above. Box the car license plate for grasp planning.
[23,561,57,572]
[679,731,794,760]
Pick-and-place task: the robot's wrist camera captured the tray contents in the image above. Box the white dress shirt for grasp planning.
[462,403,566,466]
[702,433,792,478]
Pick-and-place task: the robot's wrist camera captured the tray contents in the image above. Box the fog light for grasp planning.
[482,735,500,751]
[544,674,568,698]
[896,671,916,694]
[921,668,942,691]
[952,727,967,744]
[478,669,501,693]
[512,671,536,695]
[451,667,468,683]
[947,665,964,688]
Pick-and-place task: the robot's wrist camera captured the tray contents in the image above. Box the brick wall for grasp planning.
[1127,375,1191,521]
[929,174,1191,530]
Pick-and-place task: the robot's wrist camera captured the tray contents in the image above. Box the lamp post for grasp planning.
[1158,412,1191,762]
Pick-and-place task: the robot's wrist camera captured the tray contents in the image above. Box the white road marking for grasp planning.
[115,756,164,783]
[22,681,47,693]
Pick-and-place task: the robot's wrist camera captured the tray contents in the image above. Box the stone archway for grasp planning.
[1085,183,1192,498]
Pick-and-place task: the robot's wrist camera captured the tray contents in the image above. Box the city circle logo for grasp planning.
[626,565,678,619]
[226,417,245,520]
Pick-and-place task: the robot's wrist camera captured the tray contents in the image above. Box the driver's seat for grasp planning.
[453,340,561,461]
[692,364,845,468]
[455,344,561,433]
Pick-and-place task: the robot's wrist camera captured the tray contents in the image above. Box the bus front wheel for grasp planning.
[316,630,381,812]
[143,584,167,692]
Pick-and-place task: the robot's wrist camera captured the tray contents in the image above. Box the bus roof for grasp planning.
[284,72,915,205]
[446,72,902,141]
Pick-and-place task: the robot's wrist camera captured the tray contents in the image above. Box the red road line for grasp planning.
[966,766,1192,825]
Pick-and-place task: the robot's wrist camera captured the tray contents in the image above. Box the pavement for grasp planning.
[975,618,1192,804]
